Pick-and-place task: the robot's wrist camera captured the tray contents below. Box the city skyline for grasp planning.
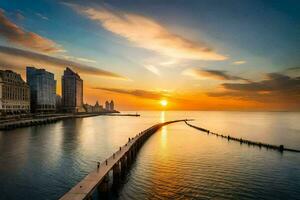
[0,67,116,114]
[0,0,299,111]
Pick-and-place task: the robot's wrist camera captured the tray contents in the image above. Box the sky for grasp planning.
[0,0,299,111]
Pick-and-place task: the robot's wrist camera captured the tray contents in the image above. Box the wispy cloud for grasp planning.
[68,4,227,61]
[233,60,246,65]
[0,45,126,79]
[144,64,160,75]
[35,13,49,20]
[92,87,187,102]
[16,10,25,20]
[182,68,247,81]
[92,87,168,100]
[284,67,300,77]
[207,73,300,107]
[62,55,97,63]
[159,60,178,67]
[0,10,62,53]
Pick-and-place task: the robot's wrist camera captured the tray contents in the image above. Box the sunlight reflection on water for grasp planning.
[0,111,299,200]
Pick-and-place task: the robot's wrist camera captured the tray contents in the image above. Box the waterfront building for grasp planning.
[93,101,103,112]
[105,100,110,110]
[61,67,84,112]
[0,70,30,115]
[56,95,62,111]
[83,103,93,113]
[83,101,103,113]
[109,100,114,111]
[26,67,56,112]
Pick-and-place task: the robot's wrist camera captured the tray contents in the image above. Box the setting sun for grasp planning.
[160,100,168,107]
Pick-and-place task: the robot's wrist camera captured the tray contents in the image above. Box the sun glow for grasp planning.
[160,100,168,107]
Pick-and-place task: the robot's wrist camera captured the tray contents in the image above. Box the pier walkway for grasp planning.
[59,119,189,200]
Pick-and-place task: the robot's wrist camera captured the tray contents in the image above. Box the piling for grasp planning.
[185,121,300,153]
[98,174,109,196]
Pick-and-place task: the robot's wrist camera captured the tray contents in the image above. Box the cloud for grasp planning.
[62,55,97,63]
[284,67,300,76]
[35,13,49,20]
[68,4,227,61]
[233,60,246,65]
[16,10,25,20]
[92,87,188,103]
[0,10,61,53]
[159,60,178,66]
[182,68,247,81]
[285,67,300,72]
[144,64,160,75]
[0,45,126,79]
[207,73,300,106]
[92,87,169,100]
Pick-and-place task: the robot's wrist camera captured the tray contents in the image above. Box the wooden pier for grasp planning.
[185,121,300,153]
[59,119,189,200]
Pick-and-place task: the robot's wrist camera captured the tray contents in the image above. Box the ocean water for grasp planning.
[0,111,299,199]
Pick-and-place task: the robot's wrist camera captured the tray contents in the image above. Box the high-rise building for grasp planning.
[0,70,30,115]
[109,100,114,111]
[26,67,56,112]
[62,67,83,112]
[105,100,110,110]
[56,95,62,111]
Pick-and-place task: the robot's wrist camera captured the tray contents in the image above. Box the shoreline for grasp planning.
[0,111,139,131]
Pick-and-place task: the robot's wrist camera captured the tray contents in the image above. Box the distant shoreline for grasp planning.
[0,111,140,131]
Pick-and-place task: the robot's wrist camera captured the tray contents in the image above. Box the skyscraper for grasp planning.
[62,67,83,112]
[26,67,56,112]
[0,70,30,115]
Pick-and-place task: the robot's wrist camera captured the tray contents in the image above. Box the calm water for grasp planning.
[0,111,300,199]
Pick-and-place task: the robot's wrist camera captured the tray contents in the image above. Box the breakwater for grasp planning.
[59,119,189,200]
[0,112,135,130]
[185,121,300,153]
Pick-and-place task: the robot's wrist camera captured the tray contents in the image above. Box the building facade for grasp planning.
[93,101,103,112]
[109,100,114,111]
[105,101,110,110]
[83,103,93,113]
[83,101,104,113]
[62,67,84,112]
[0,70,30,115]
[26,67,56,112]
[56,95,62,111]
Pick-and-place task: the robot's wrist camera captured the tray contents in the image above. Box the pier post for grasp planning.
[98,174,109,196]
[126,152,131,165]
[113,162,121,187]
[279,145,284,152]
[120,157,127,176]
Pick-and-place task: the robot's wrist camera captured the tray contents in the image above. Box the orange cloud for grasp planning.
[0,10,62,53]
[182,68,247,81]
[0,45,126,80]
[69,4,227,61]
[233,60,246,65]
[92,87,170,100]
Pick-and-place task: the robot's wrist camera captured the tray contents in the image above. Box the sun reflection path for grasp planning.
[160,111,168,149]
[160,111,165,123]
[161,126,168,149]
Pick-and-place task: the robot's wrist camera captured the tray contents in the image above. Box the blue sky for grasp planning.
[0,0,299,110]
